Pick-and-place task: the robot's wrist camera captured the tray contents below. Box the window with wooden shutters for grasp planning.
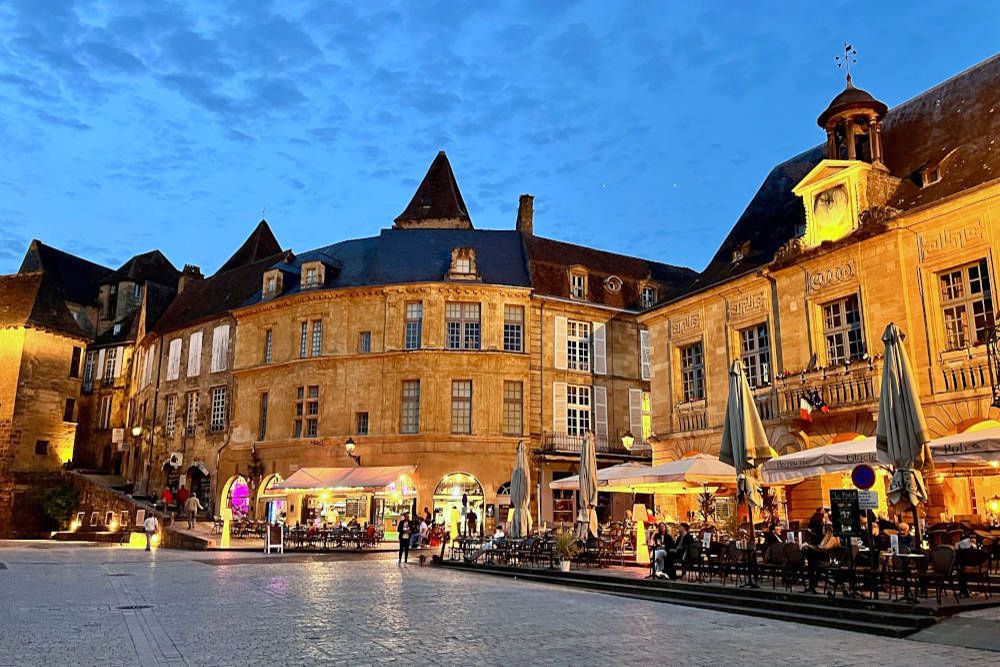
[592,321,606,375]
[164,395,176,436]
[552,382,567,433]
[567,320,591,371]
[566,384,591,436]
[166,339,182,381]
[554,317,568,370]
[188,331,203,377]
[628,388,643,441]
[211,324,230,372]
[593,385,608,441]
[639,329,651,380]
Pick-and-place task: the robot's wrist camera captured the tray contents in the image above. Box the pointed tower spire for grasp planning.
[394,151,473,229]
[217,219,282,273]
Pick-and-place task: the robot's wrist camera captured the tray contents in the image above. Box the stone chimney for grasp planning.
[516,194,534,235]
[177,264,203,294]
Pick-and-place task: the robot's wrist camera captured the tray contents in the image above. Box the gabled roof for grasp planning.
[18,239,112,305]
[0,272,87,339]
[523,234,696,309]
[393,151,473,228]
[101,250,180,288]
[216,219,282,272]
[674,53,1000,302]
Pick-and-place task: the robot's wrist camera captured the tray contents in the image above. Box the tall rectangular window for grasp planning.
[63,397,76,422]
[567,320,591,371]
[185,391,199,436]
[258,392,268,441]
[404,302,423,350]
[451,380,472,434]
[358,331,372,353]
[209,386,227,432]
[294,386,319,437]
[263,329,273,364]
[504,305,524,352]
[640,286,657,309]
[822,295,865,365]
[740,323,771,389]
[104,347,118,384]
[940,259,995,350]
[400,380,420,434]
[356,411,369,435]
[641,391,652,441]
[445,302,481,350]
[570,273,586,299]
[188,331,203,377]
[82,351,95,391]
[164,394,176,436]
[503,381,523,436]
[566,384,591,436]
[69,346,82,378]
[299,322,308,358]
[680,343,705,402]
[34,440,48,456]
[310,320,323,356]
[210,324,230,372]
[97,395,112,430]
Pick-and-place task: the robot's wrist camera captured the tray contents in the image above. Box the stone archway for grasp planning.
[219,474,251,518]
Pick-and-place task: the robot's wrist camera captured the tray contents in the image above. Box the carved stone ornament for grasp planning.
[670,312,701,336]
[807,259,857,293]
[774,237,804,262]
[858,205,898,228]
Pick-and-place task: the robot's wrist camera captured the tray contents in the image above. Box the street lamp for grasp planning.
[131,425,143,437]
[345,438,361,466]
[621,430,635,451]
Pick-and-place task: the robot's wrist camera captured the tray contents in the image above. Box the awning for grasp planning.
[761,429,1000,485]
[271,466,416,492]
[550,456,736,494]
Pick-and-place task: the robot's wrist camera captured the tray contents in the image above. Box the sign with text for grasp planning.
[857,490,879,511]
[829,489,862,538]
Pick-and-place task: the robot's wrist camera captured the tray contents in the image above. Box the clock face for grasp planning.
[812,184,850,241]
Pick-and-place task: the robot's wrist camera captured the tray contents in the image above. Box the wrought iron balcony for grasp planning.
[539,431,651,456]
[773,357,881,418]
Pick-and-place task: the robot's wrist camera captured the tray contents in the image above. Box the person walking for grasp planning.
[143,514,159,552]
[161,486,174,513]
[176,485,190,508]
[397,513,412,564]
[184,493,203,530]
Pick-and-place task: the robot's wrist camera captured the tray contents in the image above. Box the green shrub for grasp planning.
[42,484,80,529]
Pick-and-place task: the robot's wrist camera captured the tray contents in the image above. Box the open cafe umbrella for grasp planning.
[510,440,531,538]
[876,323,933,543]
[719,360,775,547]
[575,431,599,540]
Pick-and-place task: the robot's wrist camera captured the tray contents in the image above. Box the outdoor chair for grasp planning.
[915,545,955,605]
[781,543,804,592]
[821,546,858,598]
[760,543,785,589]
[681,543,705,582]
[953,548,991,601]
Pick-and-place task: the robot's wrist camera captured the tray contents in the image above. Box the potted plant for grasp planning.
[553,531,579,572]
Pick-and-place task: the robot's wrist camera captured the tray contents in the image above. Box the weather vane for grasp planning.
[835,42,858,82]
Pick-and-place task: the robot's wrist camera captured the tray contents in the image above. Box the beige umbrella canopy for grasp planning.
[876,323,933,508]
[509,441,531,538]
[575,432,599,539]
[719,360,775,509]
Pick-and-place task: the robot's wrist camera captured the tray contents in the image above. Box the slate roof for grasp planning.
[673,53,1000,303]
[18,240,112,305]
[100,250,180,288]
[0,272,87,339]
[523,234,697,309]
[216,220,282,273]
[394,151,472,227]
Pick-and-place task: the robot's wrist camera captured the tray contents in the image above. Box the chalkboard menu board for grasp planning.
[829,489,862,538]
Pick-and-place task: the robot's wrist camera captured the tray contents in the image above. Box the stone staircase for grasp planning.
[439,561,958,637]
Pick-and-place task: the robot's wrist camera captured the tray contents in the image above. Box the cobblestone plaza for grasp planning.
[0,544,996,666]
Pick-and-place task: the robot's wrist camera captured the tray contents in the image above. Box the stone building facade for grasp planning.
[638,56,1000,524]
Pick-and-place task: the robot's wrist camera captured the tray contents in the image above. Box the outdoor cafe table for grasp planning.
[889,553,926,603]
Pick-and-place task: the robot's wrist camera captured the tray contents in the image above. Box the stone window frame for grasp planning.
[294,385,320,438]
[503,304,524,352]
[679,341,705,403]
[938,258,995,351]
[300,261,325,290]
[209,385,227,433]
[355,411,369,435]
[164,394,176,437]
[821,293,866,366]
[358,331,372,354]
[404,302,423,350]
[640,284,657,309]
[184,391,199,436]
[566,319,591,372]
[263,329,273,365]
[445,302,481,350]
[310,319,323,357]
[450,379,473,434]
[569,270,587,300]
[258,392,268,441]
[400,380,420,434]
[566,384,591,436]
[503,380,523,436]
[97,394,113,430]
[738,322,772,389]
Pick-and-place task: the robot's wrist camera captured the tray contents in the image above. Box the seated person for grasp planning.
[896,522,914,551]
[651,523,675,579]
[762,524,781,549]
[347,515,360,528]
[801,524,841,593]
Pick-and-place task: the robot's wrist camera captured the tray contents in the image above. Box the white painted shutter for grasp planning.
[628,388,643,439]
[167,339,182,380]
[96,348,106,381]
[552,381,568,433]
[554,316,568,370]
[593,385,609,441]
[144,346,154,387]
[187,331,203,377]
[640,329,651,381]
[114,346,124,377]
[211,324,230,372]
[592,321,607,375]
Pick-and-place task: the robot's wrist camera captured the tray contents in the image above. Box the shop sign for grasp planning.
[829,489,862,538]
[857,490,879,511]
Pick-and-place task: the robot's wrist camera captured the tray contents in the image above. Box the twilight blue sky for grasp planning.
[1,1,997,275]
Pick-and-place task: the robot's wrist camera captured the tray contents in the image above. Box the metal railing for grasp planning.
[539,431,651,455]
[773,357,880,417]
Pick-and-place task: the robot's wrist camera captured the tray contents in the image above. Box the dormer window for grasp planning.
[113,323,122,336]
[262,269,283,299]
[300,261,325,289]
[640,286,657,309]
[922,165,941,188]
[446,248,479,281]
[731,241,750,264]
[570,272,586,299]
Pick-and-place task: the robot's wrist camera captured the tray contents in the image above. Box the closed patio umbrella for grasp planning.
[510,440,531,538]
[719,360,774,536]
[575,431,599,540]
[876,323,933,540]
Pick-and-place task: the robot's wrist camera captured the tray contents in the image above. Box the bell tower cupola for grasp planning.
[817,72,888,169]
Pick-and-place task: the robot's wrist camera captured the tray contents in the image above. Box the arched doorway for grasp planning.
[256,473,284,523]
[187,462,211,510]
[219,475,251,518]
[433,472,484,534]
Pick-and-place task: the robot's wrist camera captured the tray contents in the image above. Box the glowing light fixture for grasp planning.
[131,426,143,437]
[345,437,360,466]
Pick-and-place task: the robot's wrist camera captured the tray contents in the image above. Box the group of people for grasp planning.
[650,522,694,579]
[160,485,204,529]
